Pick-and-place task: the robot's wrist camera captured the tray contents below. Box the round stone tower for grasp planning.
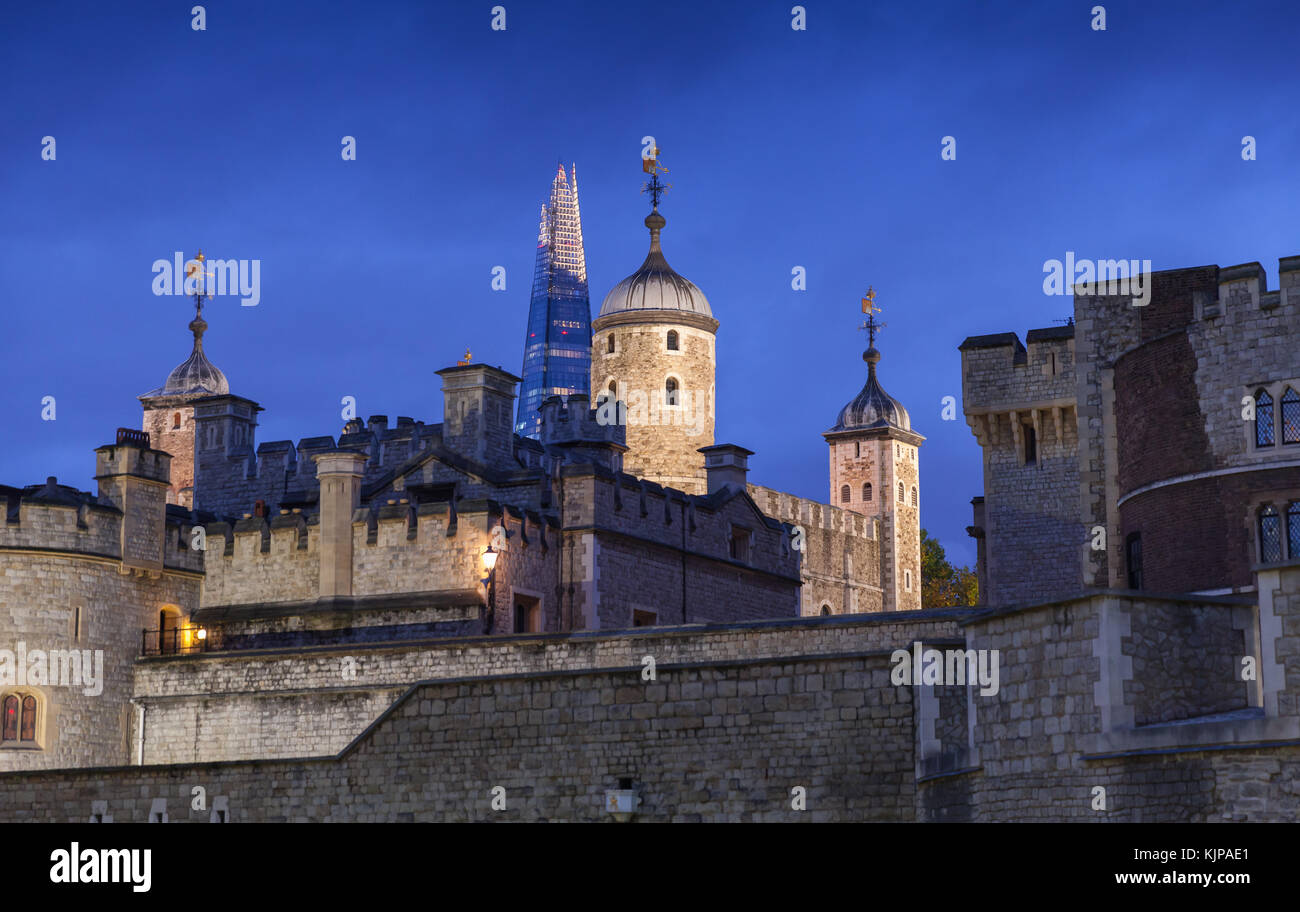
[592,205,717,494]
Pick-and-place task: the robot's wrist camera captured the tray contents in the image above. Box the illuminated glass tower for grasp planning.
[515,163,592,438]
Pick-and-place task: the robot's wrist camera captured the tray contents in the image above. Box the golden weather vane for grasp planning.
[185,250,215,316]
[859,286,886,347]
[458,347,473,365]
[640,146,671,208]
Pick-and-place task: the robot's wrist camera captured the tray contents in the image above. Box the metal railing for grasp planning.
[140,625,214,656]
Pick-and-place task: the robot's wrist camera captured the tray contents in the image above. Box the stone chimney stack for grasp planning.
[435,363,521,468]
[698,444,753,496]
[313,450,367,599]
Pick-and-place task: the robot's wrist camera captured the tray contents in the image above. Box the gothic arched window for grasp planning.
[840,484,851,504]
[897,482,904,503]
[1289,502,1300,560]
[19,697,35,742]
[1256,390,1275,448]
[1,693,38,744]
[911,486,918,507]
[1,695,16,742]
[820,605,832,616]
[666,330,679,351]
[1282,388,1300,444]
[1260,504,1282,562]
[862,483,872,502]
[665,377,679,406]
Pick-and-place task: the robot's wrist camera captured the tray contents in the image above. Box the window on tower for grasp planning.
[666,330,679,351]
[840,485,851,504]
[1256,389,1275,448]
[1125,533,1142,589]
[1024,424,1037,465]
[665,377,679,406]
[1260,504,1282,562]
[862,483,872,502]
[911,486,918,507]
[1283,388,1299,444]
[897,482,904,503]
[854,441,860,458]
[607,335,615,354]
[172,412,181,429]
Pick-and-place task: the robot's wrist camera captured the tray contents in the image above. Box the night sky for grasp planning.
[2,0,1296,565]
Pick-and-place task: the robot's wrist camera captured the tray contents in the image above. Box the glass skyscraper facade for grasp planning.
[515,163,592,438]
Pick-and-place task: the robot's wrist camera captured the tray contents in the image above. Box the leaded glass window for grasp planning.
[1256,390,1275,447]
[1289,502,1300,560]
[2,696,15,741]
[1282,388,1300,444]
[1260,504,1282,562]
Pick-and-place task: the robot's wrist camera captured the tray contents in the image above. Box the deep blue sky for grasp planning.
[2,0,1296,565]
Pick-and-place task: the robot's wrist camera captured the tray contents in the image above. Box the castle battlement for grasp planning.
[0,475,203,575]
[200,495,555,609]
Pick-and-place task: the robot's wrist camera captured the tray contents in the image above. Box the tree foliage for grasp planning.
[920,528,978,609]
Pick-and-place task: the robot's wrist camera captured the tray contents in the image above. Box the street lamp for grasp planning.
[482,546,498,634]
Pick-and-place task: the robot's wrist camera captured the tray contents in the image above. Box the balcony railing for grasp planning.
[140,625,215,656]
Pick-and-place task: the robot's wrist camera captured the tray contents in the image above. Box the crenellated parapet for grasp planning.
[960,326,1078,461]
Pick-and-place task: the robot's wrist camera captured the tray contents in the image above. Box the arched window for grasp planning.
[862,482,872,502]
[607,334,615,354]
[1256,390,1275,447]
[840,484,851,504]
[820,605,832,616]
[1288,502,1300,560]
[172,412,181,429]
[1260,504,1282,562]
[1283,388,1300,444]
[665,377,679,406]
[897,482,904,503]
[608,381,617,400]
[1,693,38,744]
[20,697,35,742]
[666,330,679,351]
[911,486,918,507]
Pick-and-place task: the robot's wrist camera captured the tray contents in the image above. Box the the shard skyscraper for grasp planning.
[515,163,592,438]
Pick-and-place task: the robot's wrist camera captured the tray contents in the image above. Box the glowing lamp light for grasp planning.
[196,628,207,640]
[482,547,498,572]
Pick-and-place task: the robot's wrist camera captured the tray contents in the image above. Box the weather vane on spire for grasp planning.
[859,286,886,348]
[185,250,213,318]
[640,145,671,210]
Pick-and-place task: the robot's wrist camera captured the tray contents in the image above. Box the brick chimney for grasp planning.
[698,444,753,496]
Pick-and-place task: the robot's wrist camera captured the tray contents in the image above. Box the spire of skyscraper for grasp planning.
[515,163,592,438]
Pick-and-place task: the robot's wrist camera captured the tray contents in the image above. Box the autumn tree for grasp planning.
[920,528,978,609]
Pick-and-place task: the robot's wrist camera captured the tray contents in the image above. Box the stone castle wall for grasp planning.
[4,564,1298,821]
[747,483,884,615]
[0,495,201,771]
[129,612,965,765]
